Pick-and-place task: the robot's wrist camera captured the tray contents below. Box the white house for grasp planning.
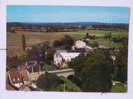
[54,41,94,68]
[72,40,93,52]
[54,50,80,68]
[72,40,86,50]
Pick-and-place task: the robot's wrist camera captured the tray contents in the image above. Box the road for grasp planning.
[30,68,74,81]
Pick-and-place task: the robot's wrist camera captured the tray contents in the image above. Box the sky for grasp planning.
[7,6,129,23]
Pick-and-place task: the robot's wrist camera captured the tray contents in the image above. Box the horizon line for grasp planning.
[7,21,129,24]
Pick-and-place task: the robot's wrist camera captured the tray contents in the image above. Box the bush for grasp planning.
[36,73,63,91]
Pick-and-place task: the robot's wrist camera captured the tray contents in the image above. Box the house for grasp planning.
[54,50,80,68]
[25,60,41,73]
[72,40,86,50]
[72,40,93,52]
[8,68,30,90]
[17,60,41,74]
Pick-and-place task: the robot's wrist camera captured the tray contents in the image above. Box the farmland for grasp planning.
[7,28,128,56]
[7,31,85,47]
[7,28,128,47]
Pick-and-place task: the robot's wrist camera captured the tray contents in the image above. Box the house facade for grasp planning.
[54,50,80,68]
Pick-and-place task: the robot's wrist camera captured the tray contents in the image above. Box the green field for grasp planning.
[79,29,128,38]
[88,39,123,48]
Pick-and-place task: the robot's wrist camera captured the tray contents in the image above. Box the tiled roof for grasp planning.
[8,68,29,85]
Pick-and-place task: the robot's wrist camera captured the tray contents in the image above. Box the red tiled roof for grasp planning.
[8,68,29,84]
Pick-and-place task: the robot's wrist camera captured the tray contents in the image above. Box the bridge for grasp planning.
[30,68,74,81]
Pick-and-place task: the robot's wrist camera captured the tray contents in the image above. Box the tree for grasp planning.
[36,73,81,92]
[26,46,39,61]
[69,49,113,92]
[53,40,62,47]
[113,38,128,83]
[45,48,56,64]
[61,35,74,49]
[86,33,89,38]
[38,41,50,61]
[22,34,26,51]
[7,52,28,71]
[26,41,50,61]
[53,35,74,49]
[7,56,19,71]
[36,73,64,91]
[16,51,28,64]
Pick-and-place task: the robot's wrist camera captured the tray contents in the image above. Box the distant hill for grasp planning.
[7,22,128,26]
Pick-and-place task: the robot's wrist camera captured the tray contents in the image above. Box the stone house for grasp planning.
[54,50,80,68]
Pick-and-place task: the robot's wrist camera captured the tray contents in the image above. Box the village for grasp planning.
[6,4,129,91]
[6,29,123,91]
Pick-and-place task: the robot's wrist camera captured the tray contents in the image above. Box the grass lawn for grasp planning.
[40,62,57,71]
[58,76,81,92]
[112,82,127,92]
